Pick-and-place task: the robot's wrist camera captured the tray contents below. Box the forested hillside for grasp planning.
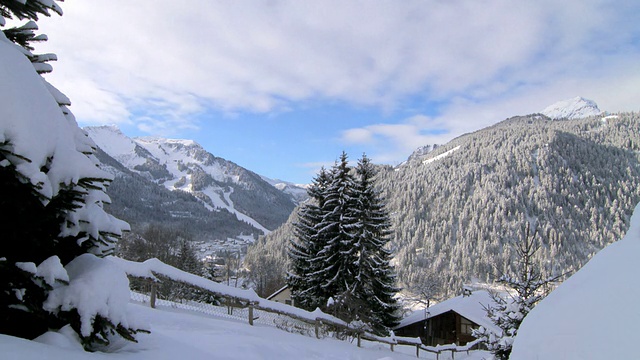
[246,112,640,299]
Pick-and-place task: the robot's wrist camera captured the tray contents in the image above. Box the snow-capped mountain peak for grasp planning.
[84,125,149,168]
[541,96,602,120]
[260,176,309,203]
[137,136,198,148]
[84,125,297,233]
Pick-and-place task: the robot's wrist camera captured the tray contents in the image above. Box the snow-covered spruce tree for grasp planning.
[288,167,331,310]
[0,0,144,350]
[289,152,400,334]
[1,0,61,75]
[172,237,207,301]
[349,154,401,334]
[315,152,359,313]
[473,223,559,359]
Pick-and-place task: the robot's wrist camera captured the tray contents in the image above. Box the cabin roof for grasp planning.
[266,285,289,300]
[396,290,499,333]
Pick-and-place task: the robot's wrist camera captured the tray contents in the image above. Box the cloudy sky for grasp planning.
[36,0,640,184]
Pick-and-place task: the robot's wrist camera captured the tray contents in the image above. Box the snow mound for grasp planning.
[510,203,640,360]
[44,254,145,338]
[541,96,602,120]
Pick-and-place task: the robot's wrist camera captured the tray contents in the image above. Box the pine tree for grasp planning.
[288,167,330,310]
[0,0,141,350]
[288,152,401,334]
[1,0,61,74]
[349,154,401,334]
[314,152,358,307]
[175,237,202,276]
[473,223,559,359]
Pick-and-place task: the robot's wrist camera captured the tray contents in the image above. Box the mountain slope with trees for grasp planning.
[94,147,259,241]
[86,125,297,235]
[246,111,640,300]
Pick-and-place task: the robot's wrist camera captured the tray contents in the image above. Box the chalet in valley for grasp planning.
[394,289,499,346]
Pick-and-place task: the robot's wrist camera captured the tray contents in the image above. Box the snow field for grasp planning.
[1,298,490,360]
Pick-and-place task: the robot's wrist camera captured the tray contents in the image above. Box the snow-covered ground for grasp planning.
[423,146,461,165]
[1,301,490,360]
[3,253,491,359]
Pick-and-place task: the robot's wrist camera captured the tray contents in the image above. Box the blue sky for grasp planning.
[36,0,640,184]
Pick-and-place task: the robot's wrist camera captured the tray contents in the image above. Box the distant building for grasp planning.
[266,285,294,306]
[394,290,498,346]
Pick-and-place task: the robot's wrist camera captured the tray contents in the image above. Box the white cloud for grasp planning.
[342,59,640,164]
[34,0,639,143]
[46,75,131,125]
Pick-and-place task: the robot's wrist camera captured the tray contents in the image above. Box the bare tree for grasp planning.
[474,222,561,360]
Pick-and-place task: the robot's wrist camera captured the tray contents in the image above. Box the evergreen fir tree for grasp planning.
[349,154,401,334]
[1,0,61,74]
[175,237,202,276]
[289,152,401,334]
[288,167,330,310]
[0,0,62,24]
[314,152,358,307]
[0,0,142,350]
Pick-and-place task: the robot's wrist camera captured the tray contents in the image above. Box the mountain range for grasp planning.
[86,125,303,241]
[244,97,640,299]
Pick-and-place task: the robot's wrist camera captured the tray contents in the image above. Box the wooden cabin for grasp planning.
[394,290,498,346]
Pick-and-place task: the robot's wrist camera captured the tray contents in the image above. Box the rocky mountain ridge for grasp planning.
[86,125,299,239]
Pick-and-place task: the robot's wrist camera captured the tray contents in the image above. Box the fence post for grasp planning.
[315,320,320,339]
[390,343,394,352]
[248,305,254,326]
[150,282,157,309]
[357,332,361,348]
[416,344,420,358]
[452,349,455,360]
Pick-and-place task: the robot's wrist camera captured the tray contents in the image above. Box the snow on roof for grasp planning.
[510,202,640,360]
[266,285,289,300]
[396,290,498,333]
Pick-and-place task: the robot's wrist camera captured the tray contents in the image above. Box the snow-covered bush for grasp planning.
[0,0,143,350]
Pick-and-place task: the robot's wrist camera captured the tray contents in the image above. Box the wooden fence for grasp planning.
[110,256,483,359]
